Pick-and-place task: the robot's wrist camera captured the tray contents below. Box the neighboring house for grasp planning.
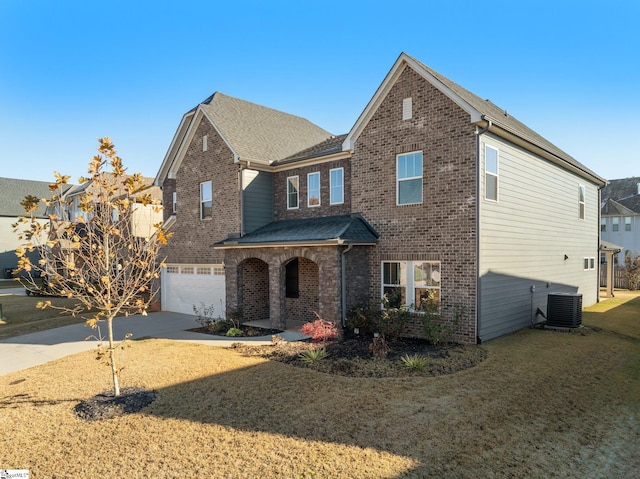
[0,177,59,278]
[155,52,606,343]
[600,177,640,262]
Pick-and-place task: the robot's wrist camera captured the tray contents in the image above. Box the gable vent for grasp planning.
[402,97,412,120]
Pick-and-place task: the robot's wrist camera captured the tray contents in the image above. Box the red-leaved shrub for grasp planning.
[299,314,338,343]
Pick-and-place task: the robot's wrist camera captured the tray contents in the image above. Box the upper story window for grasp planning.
[578,185,585,220]
[200,181,212,220]
[330,167,344,205]
[396,151,423,205]
[287,176,299,210]
[402,97,412,120]
[485,145,499,201]
[307,172,320,207]
[202,135,208,152]
[172,191,177,214]
[625,216,632,231]
[600,218,606,231]
[612,217,619,232]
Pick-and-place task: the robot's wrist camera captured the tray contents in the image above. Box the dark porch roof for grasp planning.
[215,213,379,248]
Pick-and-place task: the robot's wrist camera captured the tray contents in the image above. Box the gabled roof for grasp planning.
[601,177,640,202]
[602,198,636,216]
[343,52,606,187]
[215,213,379,248]
[0,177,67,218]
[274,134,348,166]
[156,93,333,183]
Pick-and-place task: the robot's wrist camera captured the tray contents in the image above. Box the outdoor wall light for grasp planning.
[564,254,569,260]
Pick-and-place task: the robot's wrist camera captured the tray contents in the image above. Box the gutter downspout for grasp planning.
[475,118,492,344]
[341,243,354,328]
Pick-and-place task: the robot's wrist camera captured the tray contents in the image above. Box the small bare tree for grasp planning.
[13,137,171,396]
[624,253,640,291]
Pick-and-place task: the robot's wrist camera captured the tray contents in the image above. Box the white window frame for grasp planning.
[625,216,632,232]
[203,135,208,152]
[200,181,212,220]
[584,257,596,271]
[307,172,320,207]
[612,217,619,232]
[287,176,299,210]
[600,218,606,232]
[172,191,177,214]
[485,145,499,202]
[381,260,441,311]
[330,167,344,205]
[396,151,423,206]
[579,185,585,220]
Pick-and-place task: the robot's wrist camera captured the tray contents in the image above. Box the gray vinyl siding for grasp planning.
[601,214,640,258]
[478,133,599,341]
[242,169,274,234]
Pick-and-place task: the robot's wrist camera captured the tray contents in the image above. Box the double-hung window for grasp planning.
[330,167,344,205]
[382,260,441,310]
[625,217,632,231]
[612,217,619,232]
[172,191,177,214]
[600,218,606,232]
[287,176,299,209]
[200,181,212,220]
[579,185,585,220]
[485,145,498,201]
[307,172,320,207]
[396,151,423,205]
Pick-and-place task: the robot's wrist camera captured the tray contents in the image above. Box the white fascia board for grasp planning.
[343,53,482,151]
[155,111,195,185]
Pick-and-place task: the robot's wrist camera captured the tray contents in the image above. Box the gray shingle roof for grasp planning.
[216,214,379,247]
[601,177,640,214]
[200,93,334,165]
[409,55,604,183]
[0,177,69,218]
[275,134,348,165]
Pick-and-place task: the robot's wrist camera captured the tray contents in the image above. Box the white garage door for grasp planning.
[161,264,226,316]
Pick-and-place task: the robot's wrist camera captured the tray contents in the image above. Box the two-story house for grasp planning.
[600,177,640,262]
[155,53,606,344]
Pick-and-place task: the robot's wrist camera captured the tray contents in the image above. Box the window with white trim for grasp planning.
[330,167,344,205]
[579,185,585,220]
[307,172,320,207]
[485,145,498,201]
[612,217,619,232]
[287,176,299,209]
[584,257,596,271]
[200,181,212,220]
[382,260,441,310]
[396,151,423,205]
[600,218,606,232]
[203,135,208,152]
[172,191,177,214]
[625,216,632,231]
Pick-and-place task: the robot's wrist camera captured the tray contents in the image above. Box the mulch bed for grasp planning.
[74,387,157,421]
[188,325,283,337]
[232,337,488,378]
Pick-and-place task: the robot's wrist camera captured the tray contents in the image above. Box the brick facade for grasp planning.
[350,67,478,343]
[161,119,241,265]
[273,159,351,220]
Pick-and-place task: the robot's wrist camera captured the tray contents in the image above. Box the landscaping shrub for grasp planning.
[299,313,338,343]
[624,254,640,290]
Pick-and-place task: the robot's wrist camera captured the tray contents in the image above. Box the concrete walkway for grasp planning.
[0,309,306,376]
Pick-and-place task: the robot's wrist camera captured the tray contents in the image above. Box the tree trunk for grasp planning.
[107,316,120,397]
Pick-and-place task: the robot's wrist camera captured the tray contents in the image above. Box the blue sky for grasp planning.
[1,0,638,184]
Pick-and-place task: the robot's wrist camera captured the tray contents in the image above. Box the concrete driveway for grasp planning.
[0,309,305,376]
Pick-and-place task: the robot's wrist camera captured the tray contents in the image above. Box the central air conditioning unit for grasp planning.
[546,292,582,328]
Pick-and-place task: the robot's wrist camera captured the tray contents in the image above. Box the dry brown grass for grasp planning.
[1,292,639,478]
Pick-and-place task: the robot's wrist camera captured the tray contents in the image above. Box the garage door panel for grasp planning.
[162,264,225,316]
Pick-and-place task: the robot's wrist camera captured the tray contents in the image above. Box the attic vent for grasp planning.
[546,293,582,328]
[402,97,412,120]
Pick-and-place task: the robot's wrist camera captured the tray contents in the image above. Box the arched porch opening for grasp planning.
[283,256,319,328]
